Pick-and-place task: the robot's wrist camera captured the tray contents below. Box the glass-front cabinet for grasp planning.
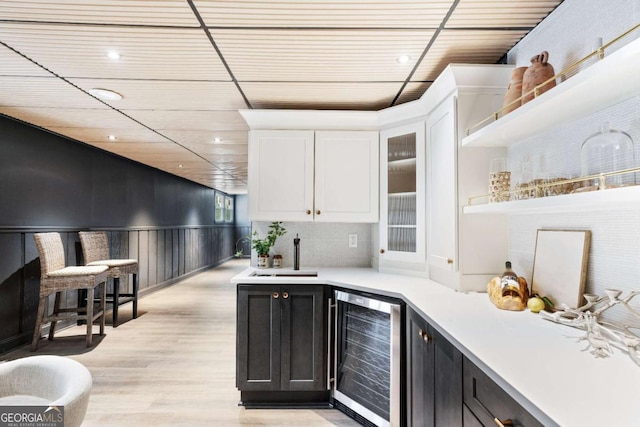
[379,122,426,267]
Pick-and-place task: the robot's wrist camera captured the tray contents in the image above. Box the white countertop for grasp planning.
[232,267,640,427]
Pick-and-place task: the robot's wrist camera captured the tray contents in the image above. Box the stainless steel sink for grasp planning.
[250,269,318,277]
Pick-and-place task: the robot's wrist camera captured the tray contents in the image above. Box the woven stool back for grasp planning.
[79,231,109,264]
[34,233,67,277]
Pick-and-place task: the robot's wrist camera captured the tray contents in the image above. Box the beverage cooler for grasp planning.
[332,290,402,427]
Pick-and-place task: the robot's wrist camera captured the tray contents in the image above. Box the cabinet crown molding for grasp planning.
[239,109,379,130]
[240,64,513,131]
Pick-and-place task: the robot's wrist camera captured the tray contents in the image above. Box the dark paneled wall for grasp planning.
[0,114,236,354]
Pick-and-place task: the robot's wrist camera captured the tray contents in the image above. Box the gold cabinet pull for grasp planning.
[494,418,514,427]
[447,258,454,264]
[306,209,311,215]
[380,249,385,254]
[273,292,279,299]
[316,209,321,215]
[418,328,432,344]
[282,292,289,299]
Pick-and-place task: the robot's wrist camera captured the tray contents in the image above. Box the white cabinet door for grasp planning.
[427,97,457,279]
[315,131,379,223]
[248,130,315,222]
[427,93,508,291]
[379,122,426,265]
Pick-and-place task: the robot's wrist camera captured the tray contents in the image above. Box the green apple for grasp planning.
[527,297,545,313]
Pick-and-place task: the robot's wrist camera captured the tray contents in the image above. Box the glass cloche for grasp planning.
[580,122,635,189]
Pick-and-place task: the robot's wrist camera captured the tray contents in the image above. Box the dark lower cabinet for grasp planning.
[406,308,462,427]
[236,284,328,405]
[463,357,544,427]
[463,403,485,427]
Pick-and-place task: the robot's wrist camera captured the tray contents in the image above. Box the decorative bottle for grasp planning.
[500,261,520,298]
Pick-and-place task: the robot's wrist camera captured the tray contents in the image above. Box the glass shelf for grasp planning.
[389,191,417,197]
[388,158,416,168]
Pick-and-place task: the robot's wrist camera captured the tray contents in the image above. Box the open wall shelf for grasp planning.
[464,185,640,215]
[461,36,640,148]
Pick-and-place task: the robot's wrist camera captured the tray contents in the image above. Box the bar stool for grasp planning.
[79,231,139,327]
[32,232,108,351]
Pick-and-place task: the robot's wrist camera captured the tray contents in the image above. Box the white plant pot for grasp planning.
[257,255,269,268]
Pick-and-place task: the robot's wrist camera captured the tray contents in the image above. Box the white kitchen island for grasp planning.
[232,266,640,427]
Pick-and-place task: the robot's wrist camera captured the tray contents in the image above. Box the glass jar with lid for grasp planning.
[580,122,635,189]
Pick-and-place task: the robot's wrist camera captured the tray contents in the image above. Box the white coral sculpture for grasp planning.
[539,290,640,366]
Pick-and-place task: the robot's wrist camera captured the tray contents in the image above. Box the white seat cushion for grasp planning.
[87,259,138,267]
[46,265,108,277]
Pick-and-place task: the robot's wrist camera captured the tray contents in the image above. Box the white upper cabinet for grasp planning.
[315,131,379,222]
[379,122,426,267]
[421,65,513,291]
[248,129,379,222]
[248,130,315,222]
[427,98,456,273]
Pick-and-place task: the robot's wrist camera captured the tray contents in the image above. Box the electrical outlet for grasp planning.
[348,234,358,248]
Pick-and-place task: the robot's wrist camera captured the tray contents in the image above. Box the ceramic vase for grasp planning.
[522,51,556,104]
[502,66,527,115]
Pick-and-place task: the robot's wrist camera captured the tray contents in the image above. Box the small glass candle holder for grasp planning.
[489,158,510,203]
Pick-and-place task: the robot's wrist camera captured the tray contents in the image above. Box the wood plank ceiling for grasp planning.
[0,0,563,193]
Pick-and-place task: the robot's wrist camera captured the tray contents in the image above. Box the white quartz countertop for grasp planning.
[232,267,640,427]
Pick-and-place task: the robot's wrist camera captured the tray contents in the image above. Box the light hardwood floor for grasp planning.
[2,259,360,426]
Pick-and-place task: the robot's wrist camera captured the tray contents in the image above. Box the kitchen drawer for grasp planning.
[463,357,544,427]
[463,403,484,427]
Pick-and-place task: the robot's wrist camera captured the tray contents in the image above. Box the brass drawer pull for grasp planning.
[447,258,454,264]
[316,210,321,215]
[282,292,289,299]
[380,249,385,254]
[273,292,279,299]
[418,328,432,344]
[306,209,311,215]
[494,418,514,427]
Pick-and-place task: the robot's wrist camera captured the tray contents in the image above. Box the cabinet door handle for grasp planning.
[494,418,514,427]
[273,292,279,299]
[306,209,312,215]
[418,328,432,344]
[447,258,454,264]
[316,209,321,215]
[282,292,289,299]
[380,249,385,254]
[327,298,333,391]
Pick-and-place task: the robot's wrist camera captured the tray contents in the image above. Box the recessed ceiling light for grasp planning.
[89,88,123,101]
[396,54,411,64]
[213,137,222,143]
[108,135,117,141]
[107,51,121,60]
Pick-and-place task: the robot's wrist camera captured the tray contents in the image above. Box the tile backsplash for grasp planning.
[250,221,372,269]
[506,0,640,326]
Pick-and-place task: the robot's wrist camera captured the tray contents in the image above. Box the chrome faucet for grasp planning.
[293,234,300,270]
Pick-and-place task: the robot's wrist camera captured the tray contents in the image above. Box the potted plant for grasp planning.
[251,222,287,268]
